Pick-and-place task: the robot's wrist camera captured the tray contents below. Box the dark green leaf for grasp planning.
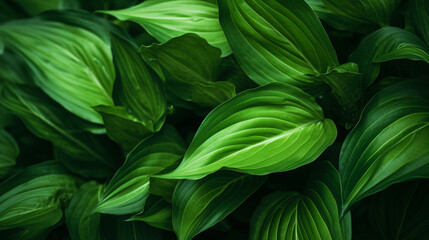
[340,80,429,213]
[140,33,235,107]
[100,0,231,56]
[410,0,429,46]
[172,171,265,240]
[100,215,162,240]
[128,195,173,231]
[65,181,103,240]
[0,130,18,178]
[95,125,185,215]
[250,162,348,240]
[0,161,79,230]
[13,0,79,16]
[159,83,337,180]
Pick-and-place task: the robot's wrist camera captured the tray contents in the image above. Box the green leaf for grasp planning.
[0,19,115,124]
[149,178,178,202]
[0,161,79,230]
[0,130,18,178]
[111,34,166,132]
[0,84,119,178]
[410,0,429,46]
[100,0,231,56]
[128,195,173,231]
[350,27,429,87]
[368,180,429,240]
[0,227,51,240]
[340,80,429,213]
[250,162,348,240]
[159,83,337,180]
[65,181,103,240]
[172,171,265,240]
[13,0,79,16]
[100,215,162,240]
[218,0,339,86]
[140,33,235,107]
[321,0,400,27]
[95,125,186,215]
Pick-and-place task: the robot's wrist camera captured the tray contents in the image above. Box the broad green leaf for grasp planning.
[95,125,185,215]
[140,33,235,107]
[0,161,79,230]
[129,195,173,231]
[100,0,232,56]
[0,84,119,178]
[13,0,79,16]
[159,83,337,180]
[0,130,18,178]
[172,171,265,240]
[250,162,348,240]
[350,27,429,87]
[65,181,103,240]
[321,0,400,27]
[368,180,429,240]
[218,0,339,86]
[340,80,429,213]
[111,34,166,133]
[93,105,153,152]
[0,19,115,124]
[100,215,162,240]
[410,0,429,46]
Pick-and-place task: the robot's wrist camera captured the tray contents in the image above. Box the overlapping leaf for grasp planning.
[0,19,115,124]
[350,27,429,87]
[172,171,265,240]
[65,181,103,240]
[129,195,173,231]
[340,80,429,212]
[250,162,350,240]
[217,0,339,86]
[95,125,186,215]
[159,83,337,180]
[0,84,119,178]
[140,33,235,107]
[0,130,18,178]
[0,161,79,230]
[100,0,231,56]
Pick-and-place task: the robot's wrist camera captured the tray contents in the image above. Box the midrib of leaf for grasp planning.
[14,90,112,168]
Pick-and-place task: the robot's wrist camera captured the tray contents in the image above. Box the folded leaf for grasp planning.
[350,27,429,87]
[321,0,400,27]
[0,130,18,178]
[0,19,115,124]
[0,161,79,230]
[140,33,235,107]
[368,180,429,240]
[100,0,231,56]
[159,83,337,180]
[95,125,186,215]
[410,0,429,46]
[250,162,348,240]
[65,181,103,240]
[218,0,338,86]
[172,171,265,240]
[340,80,429,213]
[0,84,119,178]
[128,195,173,231]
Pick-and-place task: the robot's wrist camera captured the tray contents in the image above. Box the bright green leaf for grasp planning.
[218,0,339,86]
[159,83,337,180]
[0,19,115,124]
[172,171,265,240]
[0,130,18,178]
[100,0,231,56]
[0,161,79,230]
[95,125,186,215]
[65,181,103,240]
[140,33,235,107]
[0,84,119,178]
[350,27,429,87]
[250,162,348,240]
[340,80,429,213]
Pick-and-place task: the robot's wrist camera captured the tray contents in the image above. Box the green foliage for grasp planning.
[0,0,428,239]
